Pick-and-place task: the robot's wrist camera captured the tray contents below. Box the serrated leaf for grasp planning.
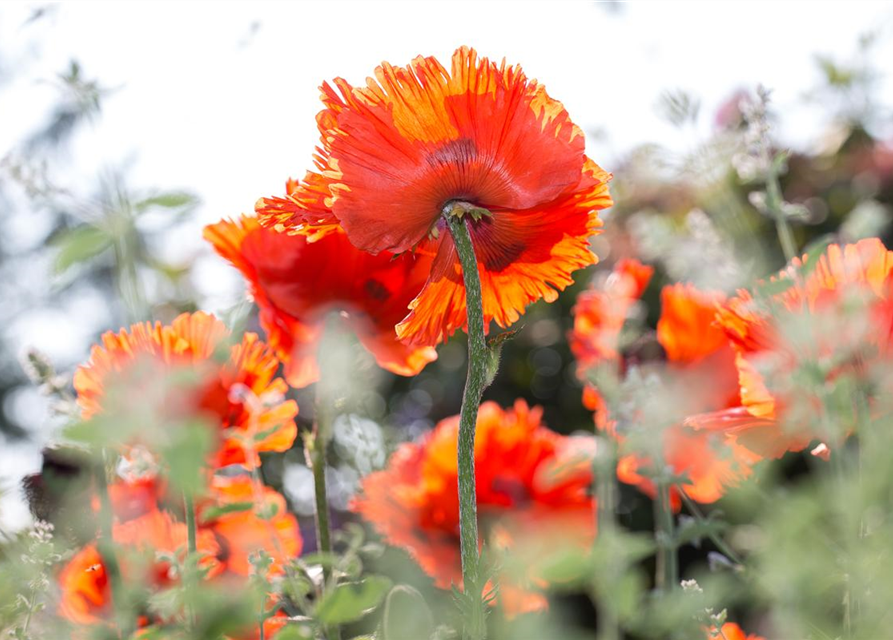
[315,576,392,626]
[53,224,112,273]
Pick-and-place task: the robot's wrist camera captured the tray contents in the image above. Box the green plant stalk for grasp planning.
[765,169,797,263]
[654,479,678,593]
[183,492,199,628]
[678,491,744,568]
[445,212,488,640]
[306,380,341,640]
[184,493,197,554]
[594,436,620,640]
[94,452,129,638]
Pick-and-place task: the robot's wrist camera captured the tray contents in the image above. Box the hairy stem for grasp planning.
[445,211,488,640]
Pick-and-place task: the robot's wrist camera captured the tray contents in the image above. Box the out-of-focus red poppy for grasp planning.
[351,400,594,616]
[200,474,302,577]
[73,312,297,469]
[257,46,612,346]
[89,477,162,524]
[572,262,758,506]
[204,215,437,388]
[570,259,654,371]
[59,510,221,627]
[689,239,893,459]
[706,622,765,640]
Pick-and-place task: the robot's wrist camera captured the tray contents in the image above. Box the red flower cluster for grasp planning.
[571,260,758,505]
[74,311,298,468]
[59,475,300,636]
[689,239,893,459]
[61,312,302,636]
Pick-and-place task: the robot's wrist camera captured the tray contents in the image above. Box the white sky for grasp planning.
[1,0,893,529]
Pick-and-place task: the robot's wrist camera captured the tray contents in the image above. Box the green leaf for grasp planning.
[799,235,834,277]
[135,191,198,212]
[537,547,592,587]
[382,585,434,640]
[315,575,392,626]
[52,224,112,273]
[484,328,520,388]
[199,501,254,524]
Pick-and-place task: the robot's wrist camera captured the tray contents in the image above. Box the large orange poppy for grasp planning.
[257,46,612,346]
[73,312,297,469]
[351,400,594,616]
[571,261,757,505]
[204,215,437,388]
[689,238,893,459]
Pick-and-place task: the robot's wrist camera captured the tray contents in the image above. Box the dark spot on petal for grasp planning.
[364,278,391,302]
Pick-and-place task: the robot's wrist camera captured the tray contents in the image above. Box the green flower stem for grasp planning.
[306,378,341,640]
[765,167,798,263]
[654,479,678,593]
[678,490,744,568]
[94,451,129,638]
[594,437,620,640]
[183,492,199,628]
[444,210,488,640]
[184,493,197,554]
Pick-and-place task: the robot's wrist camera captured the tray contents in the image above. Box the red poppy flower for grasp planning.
[351,400,595,616]
[257,46,612,346]
[689,239,893,459]
[90,477,163,524]
[571,262,757,505]
[59,510,221,627]
[204,215,437,388]
[200,474,302,576]
[570,259,654,371]
[73,312,298,469]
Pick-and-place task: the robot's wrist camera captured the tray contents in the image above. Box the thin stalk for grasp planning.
[444,210,488,640]
[594,436,620,640]
[183,492,198,628]
[94,452,129,638]
[184,493,197,554]
[306,379,340,640]
[765,170,797,263]
[678,491,744,568]
[653,480,678,593]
